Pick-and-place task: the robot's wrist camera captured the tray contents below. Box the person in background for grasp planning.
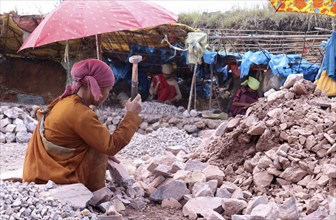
[23,59,142,191]
[149,63,182,104]
[230,76,260,117]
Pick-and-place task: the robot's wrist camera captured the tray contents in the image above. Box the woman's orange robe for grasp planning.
[23,95,141,191]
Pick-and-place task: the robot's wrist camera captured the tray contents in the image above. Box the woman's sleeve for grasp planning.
[232,89,242,102]
[73,108,141,156]
[174,82,182,101]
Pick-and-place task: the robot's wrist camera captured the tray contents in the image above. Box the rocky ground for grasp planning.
[0,75,335,220]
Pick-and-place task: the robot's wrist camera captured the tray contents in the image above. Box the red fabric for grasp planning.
[228,64,241,77]
[20,0,177,51]
[152,74,176,102]
[232,87,258,102]
[230,88,259,116]
[61,59,115,101]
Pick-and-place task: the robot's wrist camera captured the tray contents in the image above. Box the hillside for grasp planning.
[178,5,334,32]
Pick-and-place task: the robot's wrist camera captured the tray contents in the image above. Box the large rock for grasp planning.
[183,197,222,219]
[149,179,189,202]
[41,183,93,209]
[222,198,247,216]
[253,171,273,188]
[279,166,307,183]
[250,202,279,220]
[278,197,300,220]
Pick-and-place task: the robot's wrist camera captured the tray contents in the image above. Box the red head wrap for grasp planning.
[60,59,115,101]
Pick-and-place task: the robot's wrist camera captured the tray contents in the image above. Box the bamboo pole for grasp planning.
[209,46,215,110]
[194,74,197,110]
[209,34,331,40]
[187,63,198,112]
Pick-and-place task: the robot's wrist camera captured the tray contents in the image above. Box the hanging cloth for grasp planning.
[185,32,208,64]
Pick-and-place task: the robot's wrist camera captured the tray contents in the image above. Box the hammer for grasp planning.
[128,55,142,100]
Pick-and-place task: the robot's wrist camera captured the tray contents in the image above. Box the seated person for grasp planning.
[230,76,260,117]
[23,59,142,191]
[149,64,182,104]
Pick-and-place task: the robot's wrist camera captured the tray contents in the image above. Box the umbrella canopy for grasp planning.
[269,0,336,17]
[19,0,177,51]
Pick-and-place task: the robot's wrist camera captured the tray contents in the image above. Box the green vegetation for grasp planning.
[178,5,334,32]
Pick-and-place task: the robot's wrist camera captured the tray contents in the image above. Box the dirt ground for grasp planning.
[123,204,188,220]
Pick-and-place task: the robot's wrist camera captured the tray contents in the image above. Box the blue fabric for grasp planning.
[196,82,211,99]
[214,52,241,79]
[203,50,217,64]
[180,50,188,65]
[128,43,188,66]
[268,54,319,81]
[111,63,150,100]
[268,54,290,75]
[110,63,131,83]
[317,31,336,81]
[269,54,301,76]
[240,51,270,77]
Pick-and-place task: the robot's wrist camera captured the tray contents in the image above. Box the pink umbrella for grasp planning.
[19,0,178,51]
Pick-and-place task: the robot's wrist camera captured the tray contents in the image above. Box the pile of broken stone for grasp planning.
[1,75,335,220]
[97,101,222,137]
[0,101,222,144]
[193,75,336,219]
[0,105,37,143]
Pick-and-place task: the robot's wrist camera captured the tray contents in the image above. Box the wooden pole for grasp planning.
[194,71,197,110]
[209,63,214,110]
[187,63,198,112]
[209,46,215,110]
[209,34,330,40]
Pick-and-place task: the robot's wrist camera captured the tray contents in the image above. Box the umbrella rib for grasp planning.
[275,4,283,12]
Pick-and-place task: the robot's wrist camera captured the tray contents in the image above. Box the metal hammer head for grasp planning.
[129,55,142,64]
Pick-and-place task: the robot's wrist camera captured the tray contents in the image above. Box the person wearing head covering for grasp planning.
[23,59,142,191]
[149,63,182,104]
[229,76,260,117]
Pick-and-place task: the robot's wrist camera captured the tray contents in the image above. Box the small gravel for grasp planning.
[140,101,181,116]
[0,143,27,173]
[0,181,97,220]
[120,127,202,158]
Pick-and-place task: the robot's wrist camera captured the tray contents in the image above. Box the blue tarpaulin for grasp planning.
[238,51,319,81]
[269,54,319,81]
[128,43,187,66]
[240,51,270,77]
[203,50,217,64]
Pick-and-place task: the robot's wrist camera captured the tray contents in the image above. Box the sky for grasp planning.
[0,0,268,15]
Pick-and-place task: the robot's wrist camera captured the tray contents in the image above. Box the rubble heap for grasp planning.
[0,181,97,219]
[96,101,222,137]
[0,105,37,143]
[120,127,202,158]
[0,101,222,144]
[2,76,335,220]
[109,77,335,219]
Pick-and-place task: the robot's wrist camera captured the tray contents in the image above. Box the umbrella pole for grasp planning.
[64,40,71,84]
[95,35,102,60]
